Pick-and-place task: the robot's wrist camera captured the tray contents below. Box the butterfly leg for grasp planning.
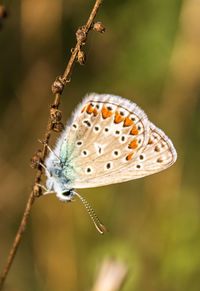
[36,183,54,195]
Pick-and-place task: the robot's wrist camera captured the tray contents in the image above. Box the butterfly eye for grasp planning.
[62,191,71,197]
[60,190,74,201]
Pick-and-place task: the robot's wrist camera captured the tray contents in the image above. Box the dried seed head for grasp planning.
[93,22,105,33]
[53,122,64,132]
[76,26,87,43]
[30,149,42,169]
[50,107,62,123]
[77,50,86,65]
[51,76,64,94]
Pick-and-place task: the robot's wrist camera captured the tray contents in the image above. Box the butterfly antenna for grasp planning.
[74,192,107,235]
[38,162,52,177]
[38,139,61,162]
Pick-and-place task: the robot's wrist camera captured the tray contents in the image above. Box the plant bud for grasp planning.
[93,22,105,33]
[53,122,64,132]
[77,50,86,65]
[51,76,64,94]
[50,107,62,123]
[76,26,87,43]
[30,150,42,169]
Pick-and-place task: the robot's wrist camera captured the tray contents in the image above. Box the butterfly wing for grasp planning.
[130,122,177,175]
[57,93,177,189]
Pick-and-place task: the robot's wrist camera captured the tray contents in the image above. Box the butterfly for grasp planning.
[44,93,177,233]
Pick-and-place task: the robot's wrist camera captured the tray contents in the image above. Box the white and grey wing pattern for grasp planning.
[53,93,177,189]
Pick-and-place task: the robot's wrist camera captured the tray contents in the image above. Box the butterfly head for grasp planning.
[58,189,75,202]
[45,160,75,202]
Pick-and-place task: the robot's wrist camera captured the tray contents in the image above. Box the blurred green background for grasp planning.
[0,0,200,290]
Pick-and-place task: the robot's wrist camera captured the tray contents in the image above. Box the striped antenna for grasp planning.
[74,191,107,234]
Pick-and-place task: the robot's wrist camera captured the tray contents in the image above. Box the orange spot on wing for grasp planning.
[114,112,124,123]
[86,104,98,116]
[86,104,94,114]
[93,108,98,116]
[126,152,134,161]
[102,106,113,119]
[128,139,138,149]
[123,116,134,127]
[130,125,139,135]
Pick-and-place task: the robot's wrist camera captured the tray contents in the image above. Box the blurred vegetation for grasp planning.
[0,0,200,290]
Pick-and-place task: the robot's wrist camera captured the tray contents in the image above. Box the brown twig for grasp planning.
[0,0,103,289]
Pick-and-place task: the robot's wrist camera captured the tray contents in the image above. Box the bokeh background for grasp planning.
[0,0,200,290]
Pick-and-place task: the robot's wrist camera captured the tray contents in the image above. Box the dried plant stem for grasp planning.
[0,0,103,289]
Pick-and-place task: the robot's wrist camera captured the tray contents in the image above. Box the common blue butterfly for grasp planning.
[44,93,177,233]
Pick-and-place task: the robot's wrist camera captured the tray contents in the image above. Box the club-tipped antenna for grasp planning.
[74,191,107,235]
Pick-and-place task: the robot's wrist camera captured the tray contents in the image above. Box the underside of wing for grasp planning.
[51,94,177,189]
[73,121,177,188]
